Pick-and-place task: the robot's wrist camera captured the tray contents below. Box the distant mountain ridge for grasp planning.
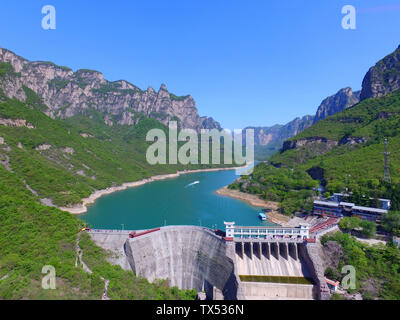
[249,87,361,159]
[313,87,360,124]
[0,48,220,131]
[247,45,400,160]
[245,115,315,159]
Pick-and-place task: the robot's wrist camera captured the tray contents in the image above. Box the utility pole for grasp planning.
[383,138,392,183]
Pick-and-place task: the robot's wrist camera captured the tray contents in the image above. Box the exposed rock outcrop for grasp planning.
[360,45,400,100]
[0,48,220,131]
[282,137,338,152]
[36,144,51,151]
[246,116,315,159]
[0,117,35,128]
[313,87,360,124]
[247,116,315,148]
[339,136,367,146]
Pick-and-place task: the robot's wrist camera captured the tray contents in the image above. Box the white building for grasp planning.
[224,222,309,240]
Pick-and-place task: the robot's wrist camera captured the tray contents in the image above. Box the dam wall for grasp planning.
[89,226,322,300]
[298,243,331,300]
[125,226,242,300]
[89,230,132,271]
[240,282,316,300]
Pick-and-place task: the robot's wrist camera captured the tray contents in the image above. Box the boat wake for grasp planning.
[185,181,200,188]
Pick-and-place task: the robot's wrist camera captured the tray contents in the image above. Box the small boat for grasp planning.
[258,212,267,221]
[185,181,200,188]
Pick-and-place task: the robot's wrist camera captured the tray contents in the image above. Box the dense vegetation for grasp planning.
[229,163,318,214]
[322,232,400,299]
[0,80,235,299]
[0,91,230,207]
[338,217,377,238]
[232,91,400,215]
[0,165,195,299]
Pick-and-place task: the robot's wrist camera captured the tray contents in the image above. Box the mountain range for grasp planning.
[0,48,220,132]
[248,45,400,160]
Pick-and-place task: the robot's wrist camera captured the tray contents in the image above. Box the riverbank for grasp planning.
[60,167,242,214]
[215,186,290,225]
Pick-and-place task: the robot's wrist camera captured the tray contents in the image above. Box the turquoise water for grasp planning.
[79,169,274,230]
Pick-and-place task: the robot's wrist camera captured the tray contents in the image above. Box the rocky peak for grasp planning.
[360,44,400,100]
[0,47,220,131]
[313,87,360,124]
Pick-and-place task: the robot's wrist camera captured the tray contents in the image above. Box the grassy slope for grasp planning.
[232,91,400,214]
[272,91,400,193]
[322,232,400,300]
[0,90,228,207]
[0,79,228,299]
[0,165,195,299]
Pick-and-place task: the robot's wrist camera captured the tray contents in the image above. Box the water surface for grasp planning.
[80,170,274,230]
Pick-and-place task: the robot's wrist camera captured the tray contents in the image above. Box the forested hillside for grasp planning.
[0,54,229,300]
[0,163,196,299]
[0,86,229,208]
[231,90,400,215]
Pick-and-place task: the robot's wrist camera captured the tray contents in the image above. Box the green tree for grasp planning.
[360,220,377,238]
[339,217,361,231]
[382,211,400,236]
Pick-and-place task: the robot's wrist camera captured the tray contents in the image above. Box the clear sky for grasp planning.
[0,0,399,129]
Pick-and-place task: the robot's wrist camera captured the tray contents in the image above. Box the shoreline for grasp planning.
[215,186,290,225]
[59,166,243,215]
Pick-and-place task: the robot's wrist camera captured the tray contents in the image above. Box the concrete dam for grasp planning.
[125,226,241,300]
[89,223,322,300]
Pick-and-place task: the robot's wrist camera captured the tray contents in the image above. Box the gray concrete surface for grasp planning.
[125,226,241,299]
[241,282,315,300]
[89,231,132,270]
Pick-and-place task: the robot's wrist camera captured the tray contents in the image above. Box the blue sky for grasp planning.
[0,0,399,129]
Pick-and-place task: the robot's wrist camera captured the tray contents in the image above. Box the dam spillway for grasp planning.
[235,241,310,277]
[89,224,320,300]
[233,241,316,299]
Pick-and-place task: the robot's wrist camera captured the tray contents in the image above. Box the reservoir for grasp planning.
[79,169,275,230]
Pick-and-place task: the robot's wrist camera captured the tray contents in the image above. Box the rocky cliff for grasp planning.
[246,115,315,159]
[313,87,360,124]
[360,45,400,100]
[0,48,220,131]
[249,86,361,159]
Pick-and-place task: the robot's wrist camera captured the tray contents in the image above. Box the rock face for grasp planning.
[0,117,35,128]
[313,87,360,124]
[246,115,315,159]
[249,86,361,159]
[248,116,314,148]
[0,48,220,131]
[300,243,331,300]
[125,226,241,299]
[360,45,400,100]
[282,137,338,153]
